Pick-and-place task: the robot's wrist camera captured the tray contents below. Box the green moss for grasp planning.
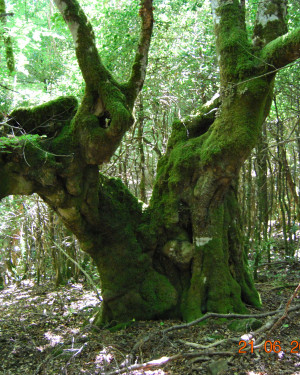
[0,134,39,150]
[24,138,57,167]
[50,120,74,156]
[214,0,255,82]
[166,119,188,150]
[0,134,59,168]
[199,80,271,166]
[9,96,78,136]
[228,318,263,332]
[5,36,15,74]
[181,200,255,322]
[89,174,181,324]
[73,80,133,164]
[260,27,300,66]
[140,270,178,317]
[96,267,178,323]
[148,124,206,237]
[181,275,206,322]
[99,174,142,221]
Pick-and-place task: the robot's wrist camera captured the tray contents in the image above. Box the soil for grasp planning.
[0,262,299,375]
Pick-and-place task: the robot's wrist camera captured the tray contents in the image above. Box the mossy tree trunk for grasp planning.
[0,0,15,74]
[0,0,300,324]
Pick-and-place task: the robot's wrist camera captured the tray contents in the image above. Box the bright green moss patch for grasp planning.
[0,134,40,151]
[214,0,254,82]
[260,27,300,67]
[49,121,75,156]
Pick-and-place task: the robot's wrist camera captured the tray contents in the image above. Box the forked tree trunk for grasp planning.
[0,0,299,325]
[89,144,261,325]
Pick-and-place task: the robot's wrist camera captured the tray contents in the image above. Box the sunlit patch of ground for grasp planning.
[0,266,299,375]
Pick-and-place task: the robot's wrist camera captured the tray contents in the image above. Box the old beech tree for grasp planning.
[1,0,300,324]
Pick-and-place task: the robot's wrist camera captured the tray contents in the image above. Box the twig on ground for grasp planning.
[102,351,235,375]
[130,303,300,357]
[62,342,88,371]
[178,338,226,349]
[268,283,300,335]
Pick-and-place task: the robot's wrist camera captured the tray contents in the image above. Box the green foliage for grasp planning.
[0,133,40,151]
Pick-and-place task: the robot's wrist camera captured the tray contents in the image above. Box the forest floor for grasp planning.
[0,262,299,375]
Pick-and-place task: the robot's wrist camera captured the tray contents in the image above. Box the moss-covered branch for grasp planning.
[211,0,253,85]
[53,0,111,89]
[252,0,287,48]
[260,28,300,69]
[52,0,151,165]
[125,0,154,107]
[0,0,15,74]
[6,96,78,136]
[0,96,80,201]
[0,134,57,199]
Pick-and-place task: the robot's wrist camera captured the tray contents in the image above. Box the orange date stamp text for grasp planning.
[238,340,300,354]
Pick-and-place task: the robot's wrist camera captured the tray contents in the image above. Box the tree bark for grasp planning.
[0,0,15,74]
[0,0,300,324]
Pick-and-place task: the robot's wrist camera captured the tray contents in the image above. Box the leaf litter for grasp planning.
[0,262,299,375]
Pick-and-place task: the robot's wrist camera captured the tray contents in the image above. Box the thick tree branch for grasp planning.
[125,0,154,107]
[52,0,137,165]
[252,0,287,48]
[53,0,111,90]
[0,135,56,199]
[6,96,78,136]
[0,12,13,17]
[210,0,251,85]
[0,0,15,74]
[261,28,300,70]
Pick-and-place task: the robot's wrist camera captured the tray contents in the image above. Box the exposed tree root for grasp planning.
[102,302,300,374]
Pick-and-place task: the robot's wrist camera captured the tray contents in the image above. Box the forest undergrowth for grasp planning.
[0,259,299,375]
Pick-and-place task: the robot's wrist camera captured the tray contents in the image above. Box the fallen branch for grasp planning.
[178,338,226,349]
[131,303,300,356]
[62,342,88,370]
[102,351,235,375]
[268,283,300,335]
[100,302,300,374]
